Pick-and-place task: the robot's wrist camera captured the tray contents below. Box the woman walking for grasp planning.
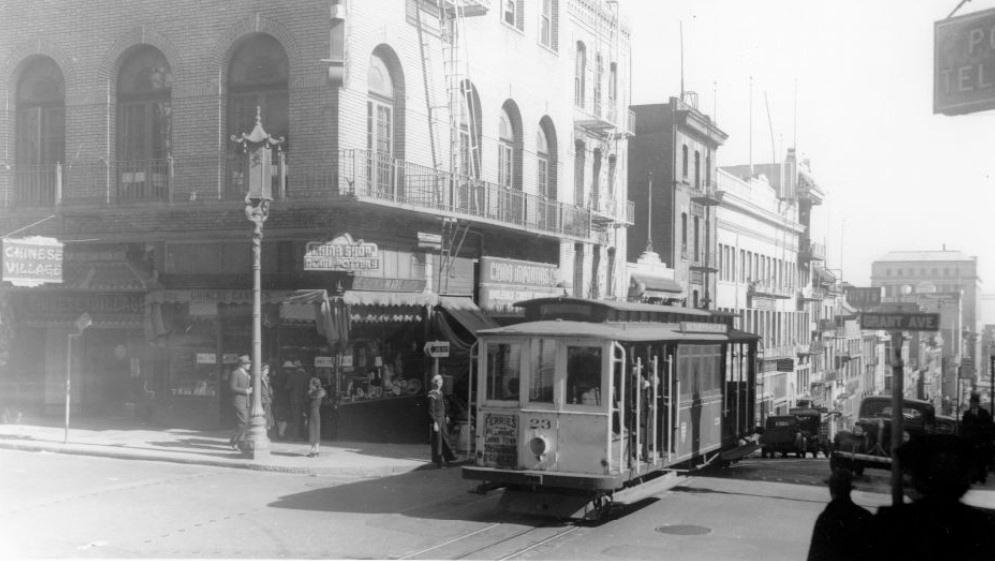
[306,375,326,457]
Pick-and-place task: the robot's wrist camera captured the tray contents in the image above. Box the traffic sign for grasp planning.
[423,341,450,358]
[860,312,940,331]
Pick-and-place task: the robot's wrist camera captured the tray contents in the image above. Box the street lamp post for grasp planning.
[231,107,283,460]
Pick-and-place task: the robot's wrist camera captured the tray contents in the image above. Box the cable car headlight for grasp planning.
[529,436,549,458]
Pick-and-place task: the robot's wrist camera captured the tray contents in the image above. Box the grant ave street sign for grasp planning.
[860,312,941,331]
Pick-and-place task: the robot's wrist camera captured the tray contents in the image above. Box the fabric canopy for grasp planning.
[342,290,438,307]
[438,296,498,335]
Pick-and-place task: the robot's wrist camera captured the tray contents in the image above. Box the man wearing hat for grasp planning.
[864,434,995,559]
[961,391,994,484]
[229,355,253,450]
[806,469,871,561]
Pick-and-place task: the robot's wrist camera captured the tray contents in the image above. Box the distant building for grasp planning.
[628,94,727,309]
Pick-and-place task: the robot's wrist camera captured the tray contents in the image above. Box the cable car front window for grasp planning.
[567,345,602,405]
[486,342,522,401]
[529,339,555,403]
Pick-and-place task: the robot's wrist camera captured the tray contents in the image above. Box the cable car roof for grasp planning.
[478,320,759,343]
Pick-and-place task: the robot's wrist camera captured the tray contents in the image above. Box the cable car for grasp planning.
[461,297,759,519]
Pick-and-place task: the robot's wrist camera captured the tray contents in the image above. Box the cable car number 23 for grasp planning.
[528,418,552,430]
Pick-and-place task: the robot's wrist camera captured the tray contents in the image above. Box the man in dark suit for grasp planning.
[229,355,252,450]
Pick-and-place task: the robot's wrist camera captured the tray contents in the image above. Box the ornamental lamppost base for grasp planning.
[242,413,270,459]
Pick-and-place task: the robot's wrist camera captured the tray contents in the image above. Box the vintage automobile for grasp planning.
[789,407,832,458]
[830,396,937,475]
[760,415,807,458]
[935,415,959,435]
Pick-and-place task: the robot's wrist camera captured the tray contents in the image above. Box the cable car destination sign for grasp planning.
[859,312,940,331]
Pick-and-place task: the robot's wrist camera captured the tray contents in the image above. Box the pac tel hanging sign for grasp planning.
[304,233,380,272]
[2,236,63,287]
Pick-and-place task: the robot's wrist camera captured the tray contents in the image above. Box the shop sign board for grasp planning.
[479,256,561,313]
[304,233,379,271]
[314,356,335,368]
[935,7,995,115]
[196,353,217,364]
[424,340,450,358]
[860,312,941,331]
[2,236,63,287]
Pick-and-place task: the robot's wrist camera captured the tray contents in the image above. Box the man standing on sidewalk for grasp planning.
[229,355,252,450]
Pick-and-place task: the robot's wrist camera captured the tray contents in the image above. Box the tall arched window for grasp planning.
[681,144,689,179]
[694,150,701,189]
[227,34,288,196]
[591,148,602,211]
[536,128,550,198]
[681,212,688,253]
[498,110,514,190]
[368,53,395,194]
[574,140,585,206]
[15,57,64,205]
[574,42,586,107]
[117,46,172,200]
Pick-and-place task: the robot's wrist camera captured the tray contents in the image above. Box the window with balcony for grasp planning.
[574,140,585,206]
[227,34,289,198]
[539,0,558,50]
[574,41,586,107]
[15,56,65,206]
[368,53,395,195]
[117,46,172,202]
[498,101,523,222]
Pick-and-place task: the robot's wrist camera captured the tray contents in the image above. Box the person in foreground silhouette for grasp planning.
[807,468,871,561]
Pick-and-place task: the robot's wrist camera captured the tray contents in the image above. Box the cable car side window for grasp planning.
[566,345,602,406]
[529,338,555,403]
[486,342,522,401]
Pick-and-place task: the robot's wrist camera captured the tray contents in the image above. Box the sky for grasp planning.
[625,0,995,289]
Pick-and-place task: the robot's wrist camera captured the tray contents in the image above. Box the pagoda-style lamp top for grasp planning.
[230,106,285,202]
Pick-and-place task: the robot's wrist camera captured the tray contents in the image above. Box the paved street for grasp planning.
[0,448,843,560]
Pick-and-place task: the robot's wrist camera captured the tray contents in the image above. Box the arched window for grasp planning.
[681,212,688,252]
[574,42,586,107]
[118,46,172,200]
[681,144,689,178]
[574,140,585,206]
[368,53,395,193]
[498,110,514,189]
[537,128,550,198]
[227,34,288,195]
[591,148,602,211]
[15,57,64,205]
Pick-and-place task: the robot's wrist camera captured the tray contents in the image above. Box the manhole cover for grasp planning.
[655,524,712,536]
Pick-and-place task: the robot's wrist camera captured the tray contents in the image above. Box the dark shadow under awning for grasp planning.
[629,273,683,298]
[439,296,498,335]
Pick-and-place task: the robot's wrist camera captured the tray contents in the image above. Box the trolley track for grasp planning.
[396,517,583,560]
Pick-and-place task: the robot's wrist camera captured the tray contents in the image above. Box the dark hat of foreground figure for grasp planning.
[828,469,855,493]
[238,354,251,364]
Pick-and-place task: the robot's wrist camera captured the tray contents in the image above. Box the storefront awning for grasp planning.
[438,296,498,335]
[342,290,438,307]
[629,273,683,298]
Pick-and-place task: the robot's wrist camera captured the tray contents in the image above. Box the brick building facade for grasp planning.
[0,0,633,440]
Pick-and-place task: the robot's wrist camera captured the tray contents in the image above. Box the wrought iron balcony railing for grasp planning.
[0,150,623,241]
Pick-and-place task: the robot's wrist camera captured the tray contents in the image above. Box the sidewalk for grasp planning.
[0,415,434,476]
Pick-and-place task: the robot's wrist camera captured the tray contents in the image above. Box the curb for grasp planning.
[0,440,430,477]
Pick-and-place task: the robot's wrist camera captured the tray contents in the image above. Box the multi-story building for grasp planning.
[712,167,804,417]
[870,250,981,361]
[627,94,726,308]
[0,0,634,438]
[871,250,980,411]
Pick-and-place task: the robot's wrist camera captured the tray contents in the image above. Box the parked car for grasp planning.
[935,415,959,435]
[789,407,832,458]
[760,415,807,458]
[830,396,937,476]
